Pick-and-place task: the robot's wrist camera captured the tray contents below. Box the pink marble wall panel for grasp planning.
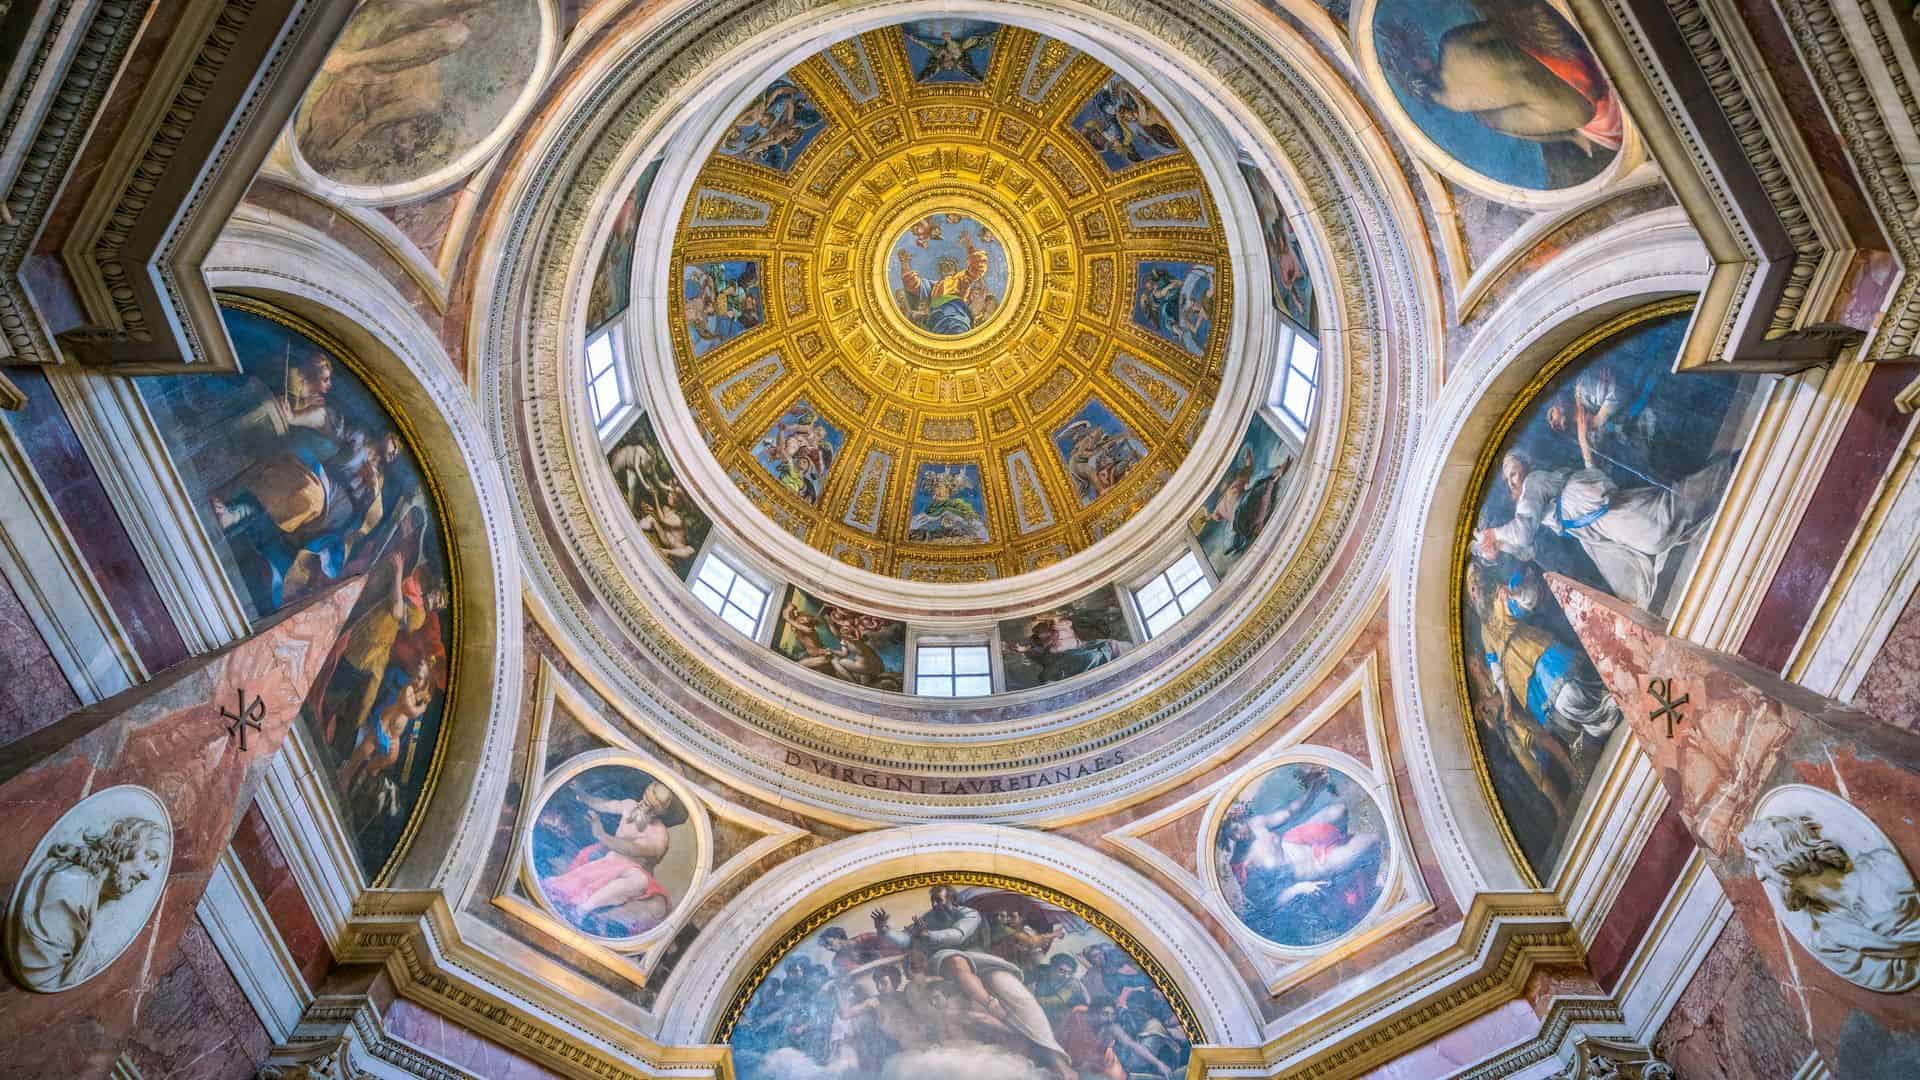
[383,998,568,1080]
[0,572,80,744]
[1852,588,1920,734]
[2,369,187,671]
[1651,918,1814,1080]
[0,581,357,1078]
[1741,365,1918,670]
[121,917,273,1080]
[231,803,333,990]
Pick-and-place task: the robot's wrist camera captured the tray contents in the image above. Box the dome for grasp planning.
[663,22,1233,584]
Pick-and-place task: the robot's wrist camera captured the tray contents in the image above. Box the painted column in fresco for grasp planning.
[0,578,363,1080]
[1549,575,1920,1078]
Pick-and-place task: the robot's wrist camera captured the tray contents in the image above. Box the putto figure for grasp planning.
[10,812,171,992]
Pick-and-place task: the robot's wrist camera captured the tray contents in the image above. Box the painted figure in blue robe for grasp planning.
[1465,563,1615,820]
[895,245,989,335]
[1075,75,1179,168]
[1134,263,1214,355]
[211,421,401,608]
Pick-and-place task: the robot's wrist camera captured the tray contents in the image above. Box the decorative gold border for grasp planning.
[216,294,461,888]
[712,870,1202,1044]
[1447,296,1695,888]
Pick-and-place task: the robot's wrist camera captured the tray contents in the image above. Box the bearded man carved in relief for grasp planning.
[1740,810,1920,993]
[11,815,170,992]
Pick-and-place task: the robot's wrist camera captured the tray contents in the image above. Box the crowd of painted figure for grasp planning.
[732,886,1192,1080]
[1465,349,1738,820]
[207,342,449,826]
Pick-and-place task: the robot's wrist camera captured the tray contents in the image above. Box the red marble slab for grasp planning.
[0,578,361,1079]
[1550,573,1920,1073]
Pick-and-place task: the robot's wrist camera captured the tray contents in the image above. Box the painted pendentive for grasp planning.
[1211,762,1390,949]
[527,762,700,942]
[1360,0,1626,200]
[140,303,455,879]
[1457,303,1756,878]
[721,875,1196,1080]
[292,0,548,199]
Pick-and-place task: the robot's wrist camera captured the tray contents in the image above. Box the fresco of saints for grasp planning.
[727,882,1191,1080]
[607,415,711,579]
[1076,75,1180,169]
[777,593,906,691]
[1008,609,1130,686]
[535,773,689,939]
[1215,764,1387,948]
[1474,447,1734,611]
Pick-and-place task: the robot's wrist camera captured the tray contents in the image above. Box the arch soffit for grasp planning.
[1388,207,1710,898]
[208,207,526,892]
[652,823,1263,1047]
[469,0,1435,819]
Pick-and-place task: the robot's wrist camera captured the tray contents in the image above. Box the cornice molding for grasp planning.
[1569,0,1868,372]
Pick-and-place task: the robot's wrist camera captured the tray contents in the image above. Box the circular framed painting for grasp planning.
[1354,0,1638,207]
[1209,757,1394,950]
[523,755,707,947]
[289,0,557,204]
[6,785,173,993]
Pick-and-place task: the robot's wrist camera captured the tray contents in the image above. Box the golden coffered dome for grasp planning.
[669,20,1232,582]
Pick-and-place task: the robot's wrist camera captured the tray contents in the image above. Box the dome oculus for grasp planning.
[668,22,1233,582]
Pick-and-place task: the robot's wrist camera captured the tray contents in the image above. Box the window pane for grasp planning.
[1135,575,1173,615]
[1176,575,1213,613]
[1282,371,1314,421]
[954,646,990,675]
[590,371,621,420]
[692,581,727,615]
[1167,552,1204,591]
[918,647,952,675]
[722,604,759,637]
[1145,604,1181,637]
[586,333,616,377]
[1289,334,1318,377]
[696,557,734,593]
[917,676,953,697]
[953,675,992,697]
[728,576,768,612]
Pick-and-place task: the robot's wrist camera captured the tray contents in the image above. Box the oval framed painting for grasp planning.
[717,872,1200,1080]
[1353,0,1639,207]
[5,785,174,993]
[521,752,709,949]
[1207,755,1395,951]
[288,0,558,204]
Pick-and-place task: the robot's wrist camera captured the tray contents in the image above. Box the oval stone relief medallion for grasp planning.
[5,785,173,993]
[1740,784,1920,993]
